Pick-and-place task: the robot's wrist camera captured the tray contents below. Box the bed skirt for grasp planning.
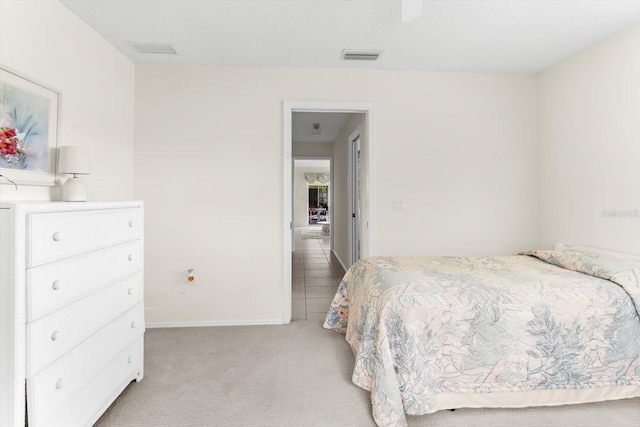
[428,385,640,413]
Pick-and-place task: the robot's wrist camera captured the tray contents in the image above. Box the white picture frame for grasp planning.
[0,65,60,186]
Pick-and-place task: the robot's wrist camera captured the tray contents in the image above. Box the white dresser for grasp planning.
[0,202,145,427]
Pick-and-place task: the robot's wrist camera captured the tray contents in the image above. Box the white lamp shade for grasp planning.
[58,146,91,175]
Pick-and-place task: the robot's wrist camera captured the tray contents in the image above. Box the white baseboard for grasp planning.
[330,250,349,273]
[145,318,285,329]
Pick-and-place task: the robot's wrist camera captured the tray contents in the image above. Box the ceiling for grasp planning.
[292,112,352,143]
[59,0,640,144]
[61,0,640,74]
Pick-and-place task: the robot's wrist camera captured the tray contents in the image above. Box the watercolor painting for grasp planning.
[0,67,59,186]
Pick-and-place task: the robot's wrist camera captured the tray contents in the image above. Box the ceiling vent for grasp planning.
[130,42,177,54]
[342,50,381,61]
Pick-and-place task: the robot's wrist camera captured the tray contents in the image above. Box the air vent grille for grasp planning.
[342,50,381,61]
[131,42,177,54]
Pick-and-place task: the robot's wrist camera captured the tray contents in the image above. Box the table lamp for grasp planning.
[58,146,91,201]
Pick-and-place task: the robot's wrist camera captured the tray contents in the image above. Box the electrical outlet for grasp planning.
[393,198,405,212]
[187,269,197,285]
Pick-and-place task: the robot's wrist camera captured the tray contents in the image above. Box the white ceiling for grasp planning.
[292,112,352,143]
[61,0,640,74]
[59,0,640,144]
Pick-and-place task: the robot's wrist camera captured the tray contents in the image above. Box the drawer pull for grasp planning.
[128,254,134,261]
[52,231,63,242]
[127,355,133,364]
[128,288,134,295]
[51,280,62,290]
[128,220,135,228]
[50,330,59,341]
[130,321,137,329]
[55,378,63,389]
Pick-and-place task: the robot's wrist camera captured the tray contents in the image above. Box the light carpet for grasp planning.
[95,320,639,427]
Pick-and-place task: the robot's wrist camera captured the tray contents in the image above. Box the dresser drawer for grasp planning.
[27,273,142,375]
[27,303,144,425]
[26,240,142,321]
[27,208,142,267]
[39,338,143,427]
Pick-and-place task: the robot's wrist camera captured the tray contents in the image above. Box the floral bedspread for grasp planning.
[323,250,640,427]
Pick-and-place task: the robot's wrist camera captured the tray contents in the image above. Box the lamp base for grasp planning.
[62,177,88,202]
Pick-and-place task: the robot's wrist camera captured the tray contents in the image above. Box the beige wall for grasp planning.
[292,141,333,157]
[3,1,636,328]
[1,1,542,327]
[135,64,539,325]
[0,1,135,203]
[539,23,640,254]
[332,113,366,268]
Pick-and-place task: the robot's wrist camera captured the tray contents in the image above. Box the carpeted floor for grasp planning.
[95,320,640,427]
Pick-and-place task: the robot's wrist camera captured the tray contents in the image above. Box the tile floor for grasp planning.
[292,226,346,321]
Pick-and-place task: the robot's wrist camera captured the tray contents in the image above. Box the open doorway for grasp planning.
[308,185,328,222]
[292,158,332,252]
[283,101,375,323]
[291,157,339,321]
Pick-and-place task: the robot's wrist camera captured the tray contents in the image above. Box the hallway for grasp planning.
[291,226,346,321]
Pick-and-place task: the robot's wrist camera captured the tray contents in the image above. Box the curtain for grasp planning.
[304,172,329,184]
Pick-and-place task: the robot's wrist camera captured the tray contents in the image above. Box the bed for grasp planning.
[323,246,640,427]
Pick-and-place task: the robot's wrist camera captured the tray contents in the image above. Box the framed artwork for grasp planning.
[0,66,60,186]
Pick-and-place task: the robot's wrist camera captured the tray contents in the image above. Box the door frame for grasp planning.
[348,127,361,266]
[292,156,333,252]
[282,101,375,323]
